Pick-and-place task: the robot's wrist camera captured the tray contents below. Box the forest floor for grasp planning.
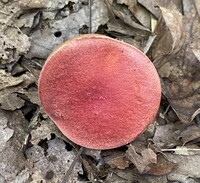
[0,0,200,183]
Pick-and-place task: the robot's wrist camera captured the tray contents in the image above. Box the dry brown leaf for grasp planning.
[167,153,200,182]
[118,36,142,50]
[0,126,14,152]
[116,0,137,15]
[178,125,200,144]
[0,70,36,111]
[0,1,31,64]
[0,110,29,182]
[106,0,151,50]
[19,89,40,106]
[16,11,41,30]
[137,0,162,18]
[132,4,151,29]
[43,0,79,11]
[107,19,149,50]
[151,3,200,123]
[0,69,23,90]
[115,168,147,183]
[130,135,148,152]
[147,154,176,176]
[0,109,14,152]
[104,151,130,170]
[153,124,180,148]
[0,93,25,110]
[26,137,83,183]
[30,120,58,145]
[20,59,41,82]
[82,158,97,182]
[106,0,150,31]
[152,6,184,66]
[107,19,139,37]
[30,119,77,149]
[83,149,101,160]
[25,29,62,59]
[19,0,46,9]
[11,63,25,76]
[144,175,168,183]
[105,171,128,183]
[138,0,182,18]
[126,144,157,173]
[0,70,35,93]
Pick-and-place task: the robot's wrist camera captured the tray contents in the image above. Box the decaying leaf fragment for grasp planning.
[138,0,182,18]
[167,153,200,182]
[0,110,14,153]
[0,69,23,90]
[126,144,157,173]
[0,69,35,110]
[30,119,65,145]
[19,0,46,9]
[0,110,29,182]
[26,137,83,183]
[153,124,180,148]
[152,6,184,66]
[104,151,130,169]
[147,154,177,176]
[178,125,200,144]
[0,93,25,111]
[105,0,150,31]
[138,0,161,18]
[0,26,31,64]
[116,0,137,15]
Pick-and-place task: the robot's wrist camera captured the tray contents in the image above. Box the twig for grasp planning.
[89,0,92,33]
[62,147,84,183]
[162,148,200,152]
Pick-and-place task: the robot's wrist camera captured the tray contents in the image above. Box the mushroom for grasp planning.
[38,34,161,150]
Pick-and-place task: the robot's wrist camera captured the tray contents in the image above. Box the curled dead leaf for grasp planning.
[126,144,157,173]
[178,125,200,144]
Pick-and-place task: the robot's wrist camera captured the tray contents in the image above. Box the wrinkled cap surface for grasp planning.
[38,34,161,149]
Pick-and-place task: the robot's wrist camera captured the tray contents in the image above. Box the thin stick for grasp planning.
[61,147,84,183]
[89,0,92,33]
[162,148,200,152]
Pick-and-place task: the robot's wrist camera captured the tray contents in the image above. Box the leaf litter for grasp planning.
[0,0,200,182]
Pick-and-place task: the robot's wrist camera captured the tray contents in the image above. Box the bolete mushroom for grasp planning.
[38,34,161,150]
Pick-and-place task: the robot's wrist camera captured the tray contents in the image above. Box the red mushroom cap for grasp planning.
[38,34,161,150]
